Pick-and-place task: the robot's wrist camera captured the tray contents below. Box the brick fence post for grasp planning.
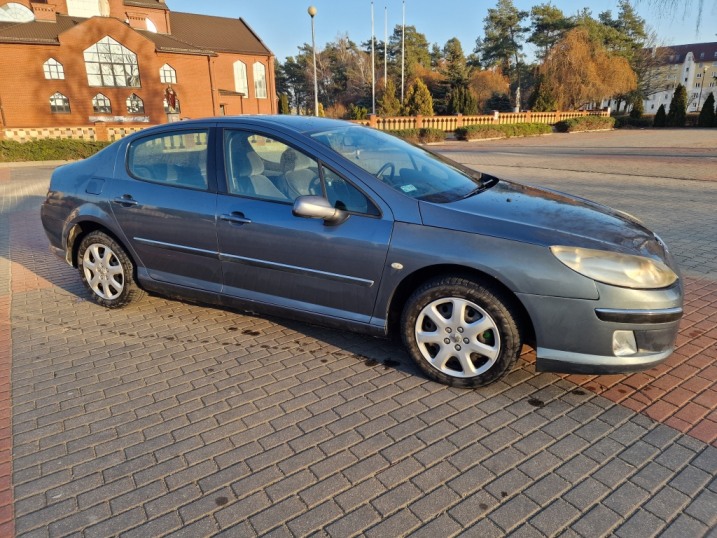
[415,115,423,129]
[526,110,532,123]
[368,114,378,129]
[456,113,463,129]
[555,111,562,123]
[94,122,108,142]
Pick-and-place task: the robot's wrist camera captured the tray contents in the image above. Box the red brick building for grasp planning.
[0,0,276,128]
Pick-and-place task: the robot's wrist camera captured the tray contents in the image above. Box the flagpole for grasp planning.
[401,0,405,102]
[384,6,387,88]
[371,1,375,115]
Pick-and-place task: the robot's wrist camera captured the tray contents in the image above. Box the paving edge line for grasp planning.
[0,161,71,169]
[0,267,13,536]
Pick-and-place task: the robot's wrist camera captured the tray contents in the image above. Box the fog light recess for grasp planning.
[613,330,638,357]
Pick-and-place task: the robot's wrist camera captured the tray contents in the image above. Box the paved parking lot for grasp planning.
[1,128,716,537]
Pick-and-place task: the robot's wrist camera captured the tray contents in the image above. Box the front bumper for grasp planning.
[517,281,683,375]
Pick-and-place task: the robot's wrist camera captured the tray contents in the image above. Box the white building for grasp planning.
[603,42,717,114]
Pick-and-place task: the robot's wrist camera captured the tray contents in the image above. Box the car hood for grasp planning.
[419,178,669,261]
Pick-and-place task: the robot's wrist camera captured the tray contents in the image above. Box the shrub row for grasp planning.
[454,123,553,141]
[614,116,654,129]
[0,138,110,162]
[387,128,446,144]
[554,115,615,132]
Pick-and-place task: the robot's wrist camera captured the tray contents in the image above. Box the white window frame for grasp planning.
[159,64,177,84]
[84,36,140,87]
[50,92,70,113]
[233,61,248,97]
[92,93,112,113]
[253,62,267,99]
[126,93,144,114]
[43,58,65,80]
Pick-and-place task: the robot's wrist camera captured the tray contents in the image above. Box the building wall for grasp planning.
[211,53,276,116]
[0,17,213,127]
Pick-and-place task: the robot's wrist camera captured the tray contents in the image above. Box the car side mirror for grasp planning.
[292,196,348,225]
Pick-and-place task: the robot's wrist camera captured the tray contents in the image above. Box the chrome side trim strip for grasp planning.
[219,253,374,287]
[134,237,219,258]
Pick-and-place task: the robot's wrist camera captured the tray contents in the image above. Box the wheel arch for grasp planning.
[68,221,134,270]
[386,264,536,348]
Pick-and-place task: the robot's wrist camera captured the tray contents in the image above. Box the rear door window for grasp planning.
[127,130,209,190]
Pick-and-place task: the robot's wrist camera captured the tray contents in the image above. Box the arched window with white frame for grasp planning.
[0,3,35,22]
[126,93,144,114]
[49,92,70,113]
[92,93,111,113]
[43,58,65,80]
[159,64,176,84]
[233,61,248,97]
[253,62,267,99]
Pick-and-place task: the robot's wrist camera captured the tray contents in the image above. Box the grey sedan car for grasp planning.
[41,116,683,388]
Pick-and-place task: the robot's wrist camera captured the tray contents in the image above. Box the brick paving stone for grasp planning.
[529,499,581,536]
[570,503,622,537]
[488,494,540,533]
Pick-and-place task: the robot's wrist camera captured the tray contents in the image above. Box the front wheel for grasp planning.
[77,231,144,308]
[401,276,522,388]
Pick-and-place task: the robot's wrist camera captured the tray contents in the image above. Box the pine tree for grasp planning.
[698,92,715,127]
[447,86,478,115]
[653,104,666,127]
[666,84,687,127]
[278,93,290,114]
[403,78,434,116]
[529,74,558,111]
[378,79,402,116]
[629,94,644,118]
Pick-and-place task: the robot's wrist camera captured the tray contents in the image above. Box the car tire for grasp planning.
[77,231,144,308]
[401,276,522,388]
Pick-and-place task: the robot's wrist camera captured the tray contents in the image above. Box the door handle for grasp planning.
[112,195,139,207]
[220,212,252,224]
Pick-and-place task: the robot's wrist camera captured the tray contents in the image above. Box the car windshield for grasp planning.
[310,125,491,203]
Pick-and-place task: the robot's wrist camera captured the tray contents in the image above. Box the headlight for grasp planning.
[550,246,678,289]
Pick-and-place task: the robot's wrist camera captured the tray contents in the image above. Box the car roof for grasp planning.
[142,115,355,136]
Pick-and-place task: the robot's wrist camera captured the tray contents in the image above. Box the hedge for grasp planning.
[454,122,553,141]
[614,116,654,129]
[554,116,615,132]
[387,128,446,144]
[0,139,110,162]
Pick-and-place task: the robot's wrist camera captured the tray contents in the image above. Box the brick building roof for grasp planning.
[0,16,78,44]
[169,11,272,56]
[0,11,271,57]
[124,0,169,10]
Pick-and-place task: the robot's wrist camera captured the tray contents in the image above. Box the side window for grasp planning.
[223,130,379,216]
[128,130,209,190]
[224,130,318,202]
[324,167,380,216]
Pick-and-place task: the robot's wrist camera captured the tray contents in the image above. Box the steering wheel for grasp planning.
[375,162,396,185]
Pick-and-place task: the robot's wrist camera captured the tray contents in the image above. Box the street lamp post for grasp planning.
[697,66,708,111]
[308,6,319,116]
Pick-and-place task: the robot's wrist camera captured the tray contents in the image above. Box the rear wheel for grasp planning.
[401,276,522,388]
[77,231,144,308]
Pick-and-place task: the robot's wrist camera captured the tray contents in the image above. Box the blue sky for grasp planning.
[169,1,717,62]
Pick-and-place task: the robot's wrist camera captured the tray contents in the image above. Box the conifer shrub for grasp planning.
[653,104,666,127]
[666,84,687,127]
[698,92,715,128]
